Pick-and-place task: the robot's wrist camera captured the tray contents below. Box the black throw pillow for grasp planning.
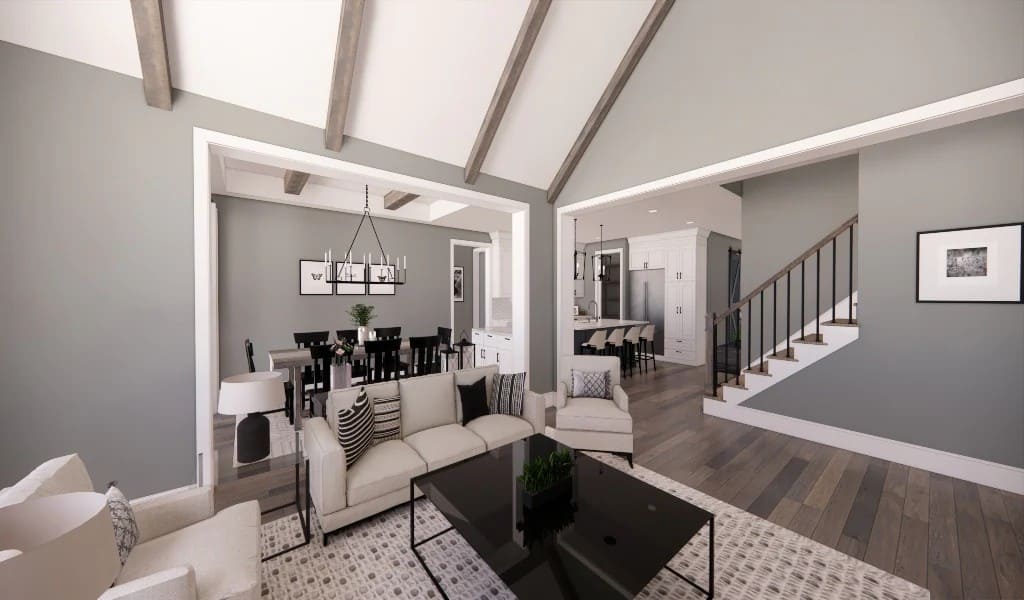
[457,377,489,425]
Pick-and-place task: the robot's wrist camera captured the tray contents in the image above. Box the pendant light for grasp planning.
[594,224,611,282]
[573,218,586,280]
[324,185,406,291]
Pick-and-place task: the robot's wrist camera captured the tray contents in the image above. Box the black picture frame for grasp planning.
[368,264,396,295]
[453,266,465,302]
[334,261,367,296]
[915,222,1023,304]
[299,259,333,296]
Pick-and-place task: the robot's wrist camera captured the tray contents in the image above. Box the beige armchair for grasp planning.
[545,355,634,466]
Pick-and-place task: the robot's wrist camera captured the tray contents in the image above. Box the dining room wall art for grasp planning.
[299,259,333,295]
[916,222,1023,303]
[369,264,396,295]
[334,261,367,295]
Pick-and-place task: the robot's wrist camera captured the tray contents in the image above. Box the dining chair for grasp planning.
[336,329,358,345]
[374,326,402,340]
[336,329,363,380]
[581,330,607,355]
[293,331,330,404]
[363,338,402,383]
[308,344,335,417]
[436,327,460,371]
[639,324,656,372]
[243,338,293,421]
[409,336,442,377]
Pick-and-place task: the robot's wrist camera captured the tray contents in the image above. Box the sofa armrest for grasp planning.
[131,486,214,543]
[99,566,197,600]
[556,382,569,409]
[612,385,629,413]
[305,417,347,516]
[521,391,546,434]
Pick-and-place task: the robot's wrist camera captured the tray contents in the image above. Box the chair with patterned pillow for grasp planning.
[544,355,633,466]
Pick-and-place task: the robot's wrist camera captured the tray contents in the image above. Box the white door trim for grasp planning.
[193,127,530,487]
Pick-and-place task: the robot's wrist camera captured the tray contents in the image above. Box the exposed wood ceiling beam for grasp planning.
[546,0,675,203]
[383,191,419,210]
[464,0,552,184]
[283,170,311,195]
[129,0,173,110]
[324,0,366,151]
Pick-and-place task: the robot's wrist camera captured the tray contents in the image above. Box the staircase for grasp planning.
[705,215,858,405]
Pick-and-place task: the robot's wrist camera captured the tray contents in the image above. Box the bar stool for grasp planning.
[605,328,627,375]
[623,326,643,376]
[639,324,656,372]
[581,330,607,355]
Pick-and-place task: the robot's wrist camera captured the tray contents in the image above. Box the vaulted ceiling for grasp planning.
[0,0,672,201]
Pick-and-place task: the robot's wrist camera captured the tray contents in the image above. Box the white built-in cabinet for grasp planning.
[628,229,708,366]
[471,328,513,369]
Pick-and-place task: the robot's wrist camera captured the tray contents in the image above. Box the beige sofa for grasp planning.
[0,454,260,600]
[305,365,545,542]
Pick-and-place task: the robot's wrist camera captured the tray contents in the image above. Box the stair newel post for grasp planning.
[849,223,855,322]
[747,301,752,372]
[759,290,765,372]
[772,280,777,356]
[801,261,805,340]
[815,248,821,340]
[711,313,718,397]
[786,270,791,356]
[734,307,741,384]
[832,236,837,322]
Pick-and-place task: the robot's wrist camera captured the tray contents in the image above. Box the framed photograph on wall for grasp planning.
[368,264,396,295]
[916,222,1023,303]
[334,262,367,295]
[453,266,465,302]
[299,259,333,295]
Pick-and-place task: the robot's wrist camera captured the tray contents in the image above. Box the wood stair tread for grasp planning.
[743,365,772,377]
[822,318,858,327]
[792,333,826,345]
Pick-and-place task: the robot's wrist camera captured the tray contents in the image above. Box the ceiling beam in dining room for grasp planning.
[546,0,675,203]
[129,0,174,110]
[464,0,552,184]
[383,191,419,210]
[283,170,311,195]
[324,0,367,152]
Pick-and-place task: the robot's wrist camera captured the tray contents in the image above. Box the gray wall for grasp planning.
[215,195,488,376]
[555,0,1024,206]
[707,232,741,316]
[452,245,476,338]
[744,112,1024,468]
[0,41,554,497]
[579,239,629,318]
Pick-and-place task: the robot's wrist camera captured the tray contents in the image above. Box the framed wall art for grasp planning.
[453,266,465,302]
[299,259,333,296]
[916,222,1022,303]
[334,261,367,295]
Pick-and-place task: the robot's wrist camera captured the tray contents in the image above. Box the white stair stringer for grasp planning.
[718,292,858,405]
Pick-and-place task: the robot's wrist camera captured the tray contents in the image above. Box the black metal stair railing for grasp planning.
[707,214,858,398]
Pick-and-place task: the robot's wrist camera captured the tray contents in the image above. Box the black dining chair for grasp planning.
[308,344,335,417]
[243,338,293,420]
[293,331,329,418]
[364,339,402,383]
[336,328,364,380]
[437,327,460,372]
[336,329,358,345]
[409,336,442,377]
[374,326,402,340]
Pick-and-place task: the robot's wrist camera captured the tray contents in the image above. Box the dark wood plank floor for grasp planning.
[215,362,1024,599]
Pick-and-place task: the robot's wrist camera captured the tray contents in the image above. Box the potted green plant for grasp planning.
[517,450,574,510]
[347,303,377,345]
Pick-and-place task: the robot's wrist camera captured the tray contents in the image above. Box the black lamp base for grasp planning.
[237,412,270,463]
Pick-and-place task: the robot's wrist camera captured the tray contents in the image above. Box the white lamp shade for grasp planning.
[0,492,120,600]
[219,371,286,415]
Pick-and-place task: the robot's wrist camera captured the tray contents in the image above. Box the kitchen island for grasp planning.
[573,318,649,354]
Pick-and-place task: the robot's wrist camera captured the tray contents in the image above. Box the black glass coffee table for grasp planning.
[409,434,714,599]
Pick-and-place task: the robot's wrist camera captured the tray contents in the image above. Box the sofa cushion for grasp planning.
[465,415,533,450]
[404,424,486,471]
[328,381,398,435]
[116,501,260,600]
[105,486,139,566]
[556,397,632,434]
[454,365,498,422]
[0,454,94,508]
[337,389,374,468]
[456,376,489,425]
[399,372,456,436]
[491,372,526,416]
[346,441,427,506]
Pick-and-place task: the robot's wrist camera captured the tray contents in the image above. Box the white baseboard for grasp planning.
[703,398,1024,495]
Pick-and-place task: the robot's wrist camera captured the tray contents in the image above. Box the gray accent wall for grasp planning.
[215,195,488,377]
[743,112,1024,468]
[0,42,554,497]
[554,1,1024,206]
[707,232,741,316]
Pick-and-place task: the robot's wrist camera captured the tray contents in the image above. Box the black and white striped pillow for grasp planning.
[337,388,373,468]
[371,393,401,445]
[491,372,526,417]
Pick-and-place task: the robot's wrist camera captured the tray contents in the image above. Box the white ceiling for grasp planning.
[572,185,742,242]
[0,0,653,190]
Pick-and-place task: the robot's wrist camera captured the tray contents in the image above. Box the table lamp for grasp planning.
[0,492,120,599]
[219,371,286,462]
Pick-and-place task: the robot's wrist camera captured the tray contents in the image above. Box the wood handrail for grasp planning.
[709,214,858,327]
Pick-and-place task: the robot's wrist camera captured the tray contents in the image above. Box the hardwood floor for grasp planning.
[214,362,1024,599]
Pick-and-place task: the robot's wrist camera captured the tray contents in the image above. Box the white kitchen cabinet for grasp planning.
[573,279,585,298]
[471,328,513,369]
[628,228,708,366]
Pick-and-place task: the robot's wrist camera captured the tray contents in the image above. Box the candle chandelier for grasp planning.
[324,185,407,289]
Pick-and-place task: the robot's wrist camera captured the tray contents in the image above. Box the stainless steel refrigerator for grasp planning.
[629,269,665,355]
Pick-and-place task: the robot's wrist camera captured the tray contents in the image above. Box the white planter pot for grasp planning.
[331,363,352,390]
[357,326,369,345]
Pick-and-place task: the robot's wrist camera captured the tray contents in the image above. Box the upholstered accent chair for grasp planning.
[545,355,634,465]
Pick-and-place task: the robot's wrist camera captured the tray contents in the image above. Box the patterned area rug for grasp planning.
[260,453,930,599]
[234,412,303,468]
